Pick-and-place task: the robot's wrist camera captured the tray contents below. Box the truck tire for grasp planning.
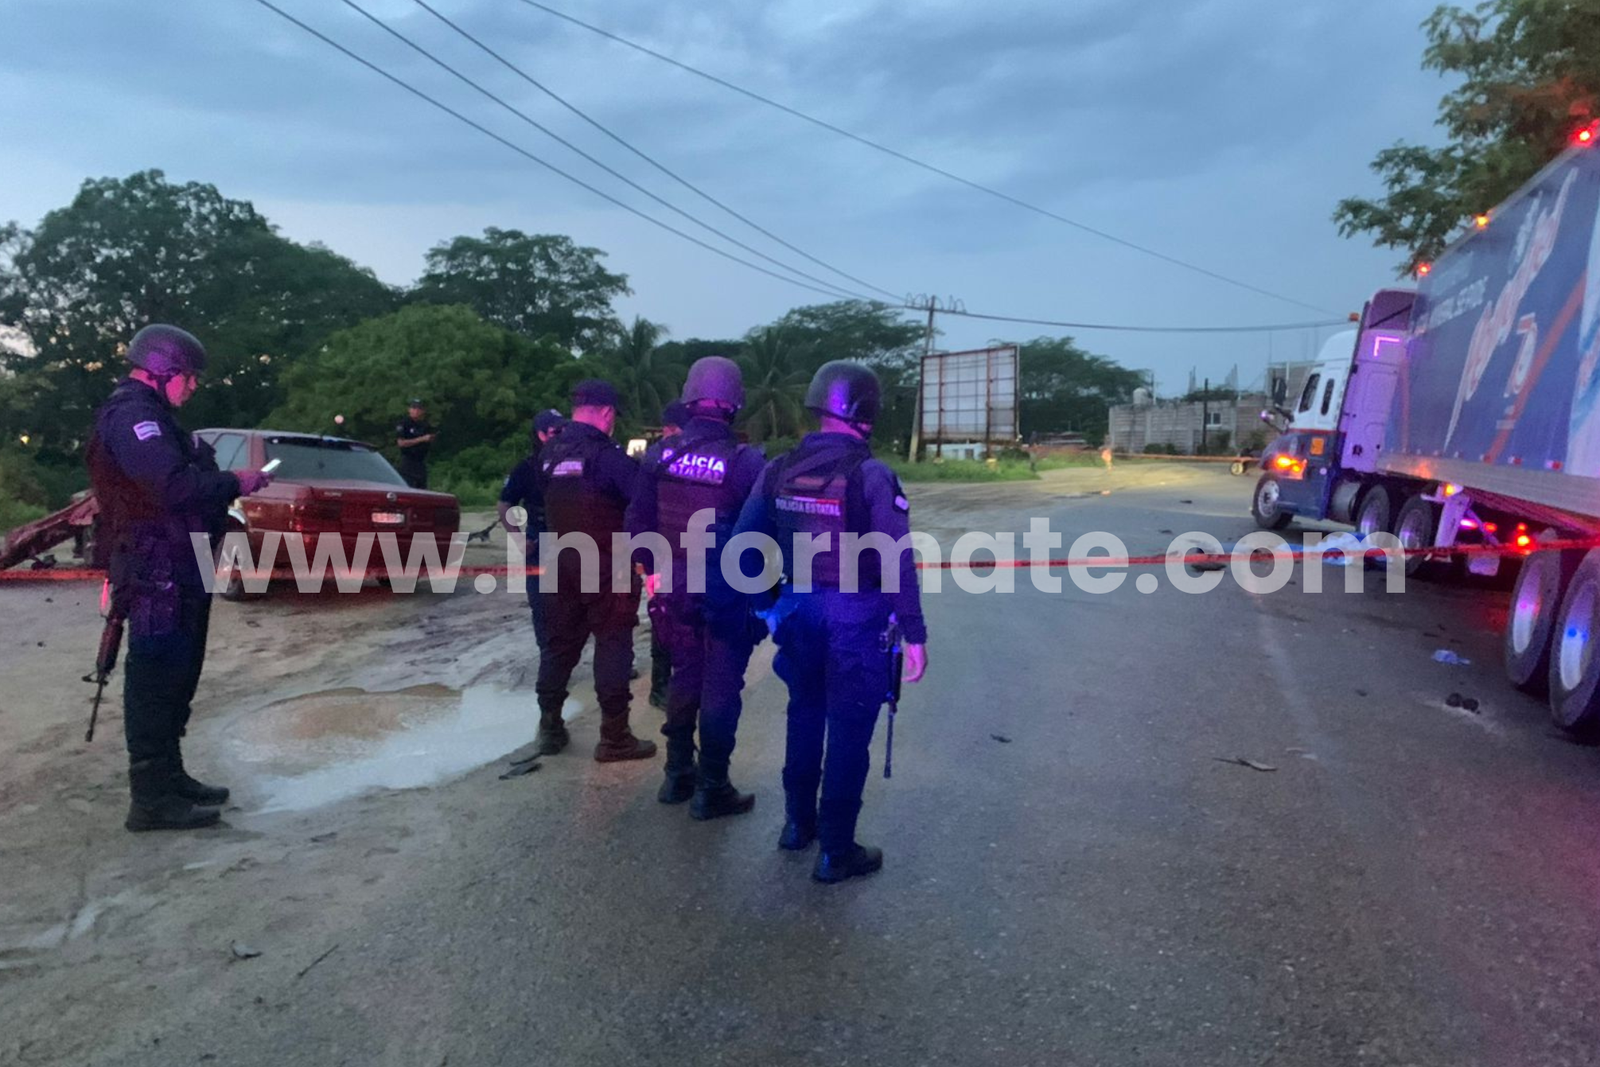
[1505,547,1578,694]
[1355,485,1394,538]
[1394,494,1442,579]
[1251,474,1291,530]
[1547,548,1600,740]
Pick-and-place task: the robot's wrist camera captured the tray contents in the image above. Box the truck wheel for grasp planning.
[1355,485,1394,538]
[1548,548,1600,740]
[1505,547,1578,694]
[215,520,268,602]
[1394,494,1442,578]
[1251,475,1291,530]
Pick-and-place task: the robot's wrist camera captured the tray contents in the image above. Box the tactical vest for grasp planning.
[86,382,214,585]
[539,429,626,548]
[650,429,747,552]
[770,444,872,590]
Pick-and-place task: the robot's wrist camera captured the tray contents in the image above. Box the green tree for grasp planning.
[411,228,630,352]
[1018,336,1145,444]
[750,300,925,447]
[738,327,814,442]
[1334,0,1600,272]
[595,316,685,427]
[0,170,395,456]
[269,305,577,473]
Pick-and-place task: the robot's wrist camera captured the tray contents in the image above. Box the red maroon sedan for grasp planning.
[195,428,461,599]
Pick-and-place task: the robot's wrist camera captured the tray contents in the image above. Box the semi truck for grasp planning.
[1251,125,1600,737]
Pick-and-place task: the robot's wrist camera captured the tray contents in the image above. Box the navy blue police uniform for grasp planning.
[500,437,553,654]
[729,431,927,870]
[533,412,657,761]
[87,375,242,825]
[395,412,434,489]
[625,415,767,813]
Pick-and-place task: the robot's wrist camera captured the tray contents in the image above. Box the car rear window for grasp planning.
[263,438,408,485]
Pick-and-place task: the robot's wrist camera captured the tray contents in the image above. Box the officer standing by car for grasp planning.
[626,360,767,819]
[725,361,928,883]
[499,408,566,656]
[86,324,274,832]
[395,398,436,489]
[531,380,656,763]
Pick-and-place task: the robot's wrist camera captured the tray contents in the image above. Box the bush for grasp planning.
[887,459,1038,483]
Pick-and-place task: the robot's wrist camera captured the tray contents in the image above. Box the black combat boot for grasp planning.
[812,844,884,884]
[813,797,879,881]
[533,708,570,755]
[779,769,818,850]
[690,756,754,821]
[171,751,230,806]
[778,818,817,851]
[657,736,697,804]
[125,758,222,833]
[595,711,658,763]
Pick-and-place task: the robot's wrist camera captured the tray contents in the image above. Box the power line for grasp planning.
[513,0,1336,316]
[245,0,871,303]
[406,0,902,303]
[335,0,873,303]
[931,306,1348,334]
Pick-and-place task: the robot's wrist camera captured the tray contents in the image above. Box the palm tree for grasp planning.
[598,316,684,423]
[738,327,813,442]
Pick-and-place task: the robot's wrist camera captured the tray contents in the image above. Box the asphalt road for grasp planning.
[13,467,1600,1066]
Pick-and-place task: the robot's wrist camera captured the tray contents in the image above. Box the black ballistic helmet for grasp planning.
[126,324,208,377]
[804,361,880,425]
[681,356,744,411]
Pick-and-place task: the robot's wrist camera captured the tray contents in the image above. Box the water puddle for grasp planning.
[226,685,587,813]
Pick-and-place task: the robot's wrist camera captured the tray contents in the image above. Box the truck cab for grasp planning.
[1252,289,1413,530]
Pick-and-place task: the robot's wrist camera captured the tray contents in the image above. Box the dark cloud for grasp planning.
[0,0,1449,386]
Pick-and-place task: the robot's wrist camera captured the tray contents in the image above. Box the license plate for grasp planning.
[371,511,406,525]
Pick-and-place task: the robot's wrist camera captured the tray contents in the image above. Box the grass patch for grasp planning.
[887,459,1039,483]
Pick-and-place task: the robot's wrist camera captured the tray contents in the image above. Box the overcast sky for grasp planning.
[0,0,1451,393]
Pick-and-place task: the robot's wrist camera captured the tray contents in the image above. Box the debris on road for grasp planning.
[499,755,542,780]
[310,832,337,843]
[990,733,1012,744]
[230,941,262,960]
[295,943,339,980]
[1446,693,1482,713]
[1214,757,1278,773]
[1433,650,1471,666]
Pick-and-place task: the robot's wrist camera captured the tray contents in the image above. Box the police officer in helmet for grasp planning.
[626,358,768,819]
[87,325,274,831]
[499,408,567,657]
[727,360,928,882]
[646,400,689,711]
[532,380,657,762]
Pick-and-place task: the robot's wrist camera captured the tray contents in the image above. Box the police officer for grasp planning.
[498,408,566,656]
[626,360,768,819]
[646,400,689,711]
[532,380,657,762]
[395,398,436,489]
[727,361,928,882]
[87,325,274,832]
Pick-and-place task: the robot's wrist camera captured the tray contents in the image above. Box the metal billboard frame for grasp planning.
[916,345,1019,458]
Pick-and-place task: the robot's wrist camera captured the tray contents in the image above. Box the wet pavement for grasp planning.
[7,466,1600,1066]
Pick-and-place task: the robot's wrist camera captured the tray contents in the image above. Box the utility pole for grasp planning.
[904,294,962,463]
[1201,376,1210,454]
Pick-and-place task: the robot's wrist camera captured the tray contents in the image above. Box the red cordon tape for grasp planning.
[8,538,1600,583]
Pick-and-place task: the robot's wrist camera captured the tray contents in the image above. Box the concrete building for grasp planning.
[1106,362,1318,455]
